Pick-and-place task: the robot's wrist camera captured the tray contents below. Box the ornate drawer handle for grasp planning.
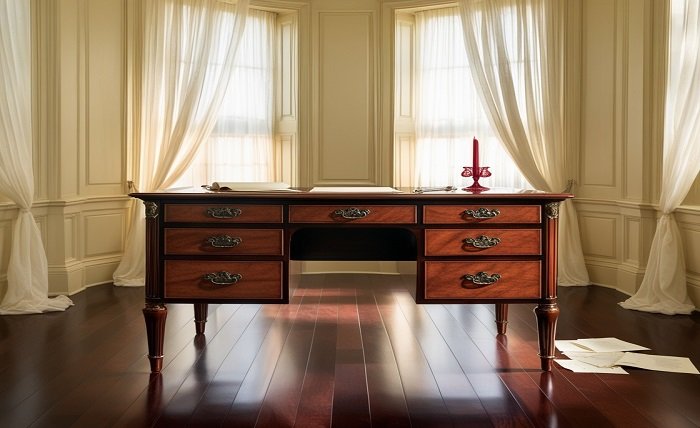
[462,272,501,289]
[202,271,242,286]
[206,207,242,219]
[333,207,371,219]
[463,208,500,219]
[463,235,501,249]
[206,235,243,248]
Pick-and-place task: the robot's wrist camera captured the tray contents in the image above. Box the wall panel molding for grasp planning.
[313,10,378,185]
[578,214,618,259]
[580,0,618,192]
[575,198,700,307]
[393,133,415,188]
[275,133,299,186]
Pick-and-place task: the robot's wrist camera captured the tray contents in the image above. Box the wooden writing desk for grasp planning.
[132,188,571,373]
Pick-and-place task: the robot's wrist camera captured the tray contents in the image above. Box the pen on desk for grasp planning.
[413,186,457,193]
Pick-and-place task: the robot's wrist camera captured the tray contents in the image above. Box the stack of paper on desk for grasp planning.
[554,337,699,375]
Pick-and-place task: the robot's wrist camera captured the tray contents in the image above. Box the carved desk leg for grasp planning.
[143,303,167,373]
[194,303,208,335]
[536,201,562,371]
[495,303,508,334]
[534,302,559,371]
[142,200,167,373]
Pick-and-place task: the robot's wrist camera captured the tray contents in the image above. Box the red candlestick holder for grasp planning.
[461,166,491,192]
[462,137,491,192]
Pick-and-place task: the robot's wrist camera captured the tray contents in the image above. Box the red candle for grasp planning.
[472,137,479,176]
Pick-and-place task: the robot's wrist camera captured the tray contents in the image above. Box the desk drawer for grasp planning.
[164,204,283,223]
[424,229,541,256]
[424,261,541,299]
[165,228,283,255]
[423,205,540,224]
[289,205,416,224]
[165,261,282,299]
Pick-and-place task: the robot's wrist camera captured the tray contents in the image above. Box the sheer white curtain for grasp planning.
[414,8,531,189]
[620,0,700,315]
[0,0,73,314]
[113,0,249,286]
[458,0,589,285]
[178,9,275,186]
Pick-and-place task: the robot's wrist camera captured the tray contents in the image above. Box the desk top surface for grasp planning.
[132,186,573,202]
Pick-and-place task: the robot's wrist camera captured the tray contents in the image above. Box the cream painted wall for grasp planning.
[575,0,700,308]
[1,0,698,309]
[0,0,131,298]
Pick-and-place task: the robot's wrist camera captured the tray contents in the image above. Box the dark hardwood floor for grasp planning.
[1,273,698,428]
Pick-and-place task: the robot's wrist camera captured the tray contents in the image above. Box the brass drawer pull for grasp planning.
[206,235,243,248]
[462,272,501,289]
[463,235,501,248]
[206,207,242,219]
[463,208,500,219]
[333,207,371,219]
[202,271,243,286]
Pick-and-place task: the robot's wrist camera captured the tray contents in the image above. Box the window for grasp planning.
[172,8,298,188]
[394,6,531,189]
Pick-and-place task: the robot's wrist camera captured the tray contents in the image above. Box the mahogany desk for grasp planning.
[132,188,572,373]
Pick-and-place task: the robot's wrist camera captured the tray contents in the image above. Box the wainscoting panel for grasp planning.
[580,0,617,191]
[677,209,700,306]
[275,133,299,187]
[578,213,617,260]
[85,0,124,192]
[575,199,650,296]
[313,11,377,185]
[0,214,11,298]
[84,211,125,257]
[576,199,699,307]
[393,133,415,188]
[37,198,131,296]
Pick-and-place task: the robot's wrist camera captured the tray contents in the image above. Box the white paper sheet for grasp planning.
[616,353,700,374]
[309,186,401,193]
[555,340,597,353]
[563,351,626,368]
[572,337,650,353]
[555,337,698,375]
[555,359,628,374]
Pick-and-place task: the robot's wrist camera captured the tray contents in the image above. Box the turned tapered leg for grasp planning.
[194,303,208,335]
[143,303,167,373]
[534,302,559,371]
[495,303,508,334]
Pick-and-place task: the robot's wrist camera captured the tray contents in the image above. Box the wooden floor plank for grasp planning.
[392,286,493,427]
[154,304,257,426]
[1,278,698,428]
[356,277,412,428]
[330,275,372,428]
[254,287,321,427]
[219,284,308,427]
[293,282,339,428]
[424,304,532,427]
[373,278,454,428]
[185,304,284,427]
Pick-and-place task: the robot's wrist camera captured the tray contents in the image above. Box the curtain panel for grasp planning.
[113,0,250,286]
[184,9,275,186]
[458,0,590,286]
[620,0,700,315]
[413,8,532,190]
[0,0,73,314]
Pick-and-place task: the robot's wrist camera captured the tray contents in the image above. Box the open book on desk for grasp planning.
[202,182,297,192]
